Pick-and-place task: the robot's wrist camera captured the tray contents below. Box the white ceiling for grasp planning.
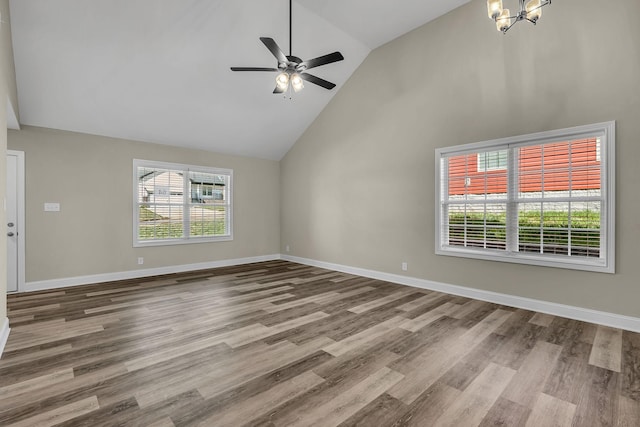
[9,0,469,160]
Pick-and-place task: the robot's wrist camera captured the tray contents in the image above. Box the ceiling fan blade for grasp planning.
[299,52,344,71]
[260,37,288,64]
[273,86,285,94]
[230,67,278,72]
[300,73,336,90]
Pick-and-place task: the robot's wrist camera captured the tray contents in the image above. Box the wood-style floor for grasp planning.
[1,261,639,426]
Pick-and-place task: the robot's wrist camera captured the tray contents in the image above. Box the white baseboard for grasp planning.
[0,318,9,359]
[282,255,640,333]
[24,254,282,293]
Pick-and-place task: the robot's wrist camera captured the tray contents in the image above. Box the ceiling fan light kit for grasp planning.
[275,72,290,90]
[231,0,344,96]
[487,0,550,33]
[290,73,304,92]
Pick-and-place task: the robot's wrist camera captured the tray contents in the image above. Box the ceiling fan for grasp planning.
[230,0,344,94]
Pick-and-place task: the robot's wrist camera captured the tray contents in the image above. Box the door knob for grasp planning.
[7,222,14,227]
[7,232,14,237]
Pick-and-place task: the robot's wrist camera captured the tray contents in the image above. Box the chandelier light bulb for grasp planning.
[291,73,304,92]
[276,72,290,90]
[496,9,511,32]
[487,0,503,20]
[526,0,542,22]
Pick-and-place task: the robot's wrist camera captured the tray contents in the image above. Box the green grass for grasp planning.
[190,220,227,236]
[449,210,600,247]
[200,205,227,212]
[139,207,166,221]
[138,220,227,240]
[138,222,183,239]
[518,210,600,229]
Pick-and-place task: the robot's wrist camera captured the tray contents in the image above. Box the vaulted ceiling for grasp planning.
[9,0,469,160]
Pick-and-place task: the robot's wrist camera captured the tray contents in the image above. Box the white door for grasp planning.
[6,151,24,293]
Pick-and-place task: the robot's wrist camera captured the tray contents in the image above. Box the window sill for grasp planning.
[436,245,614,274]
[134,235,233,248]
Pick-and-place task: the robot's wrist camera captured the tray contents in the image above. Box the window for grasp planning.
[477,149,508,171]
[134,160,232,246]
[435,122,615,273]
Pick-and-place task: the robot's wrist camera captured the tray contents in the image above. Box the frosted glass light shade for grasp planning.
[497,9,511,32]
[291,74,304,92]
[487,0,503,19]
[276,72,289,90]
[526,0,542,22]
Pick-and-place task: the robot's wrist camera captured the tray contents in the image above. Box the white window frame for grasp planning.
[435,121,615,273]
[133,159,233,247]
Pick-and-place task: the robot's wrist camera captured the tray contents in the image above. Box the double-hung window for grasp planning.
[134,159,233,246]
[435,122,615,273]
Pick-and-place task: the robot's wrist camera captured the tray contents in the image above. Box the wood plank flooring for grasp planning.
[1,260,639,426]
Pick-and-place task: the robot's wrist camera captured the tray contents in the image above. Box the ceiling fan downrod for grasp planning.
[289,0,292,56]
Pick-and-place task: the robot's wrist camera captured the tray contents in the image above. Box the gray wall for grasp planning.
[8,126,280,283]
[281,0,640,317]
[1,0,17,123]
[1,0,19,326]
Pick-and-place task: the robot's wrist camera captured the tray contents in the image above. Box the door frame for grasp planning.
[7,150,25,293]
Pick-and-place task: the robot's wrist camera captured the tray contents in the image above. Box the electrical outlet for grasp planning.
[285,245,290,252]
[401,262,408,271]
[138,257,144,265]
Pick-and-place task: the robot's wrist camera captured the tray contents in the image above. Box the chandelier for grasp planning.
[487,0,551,33]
